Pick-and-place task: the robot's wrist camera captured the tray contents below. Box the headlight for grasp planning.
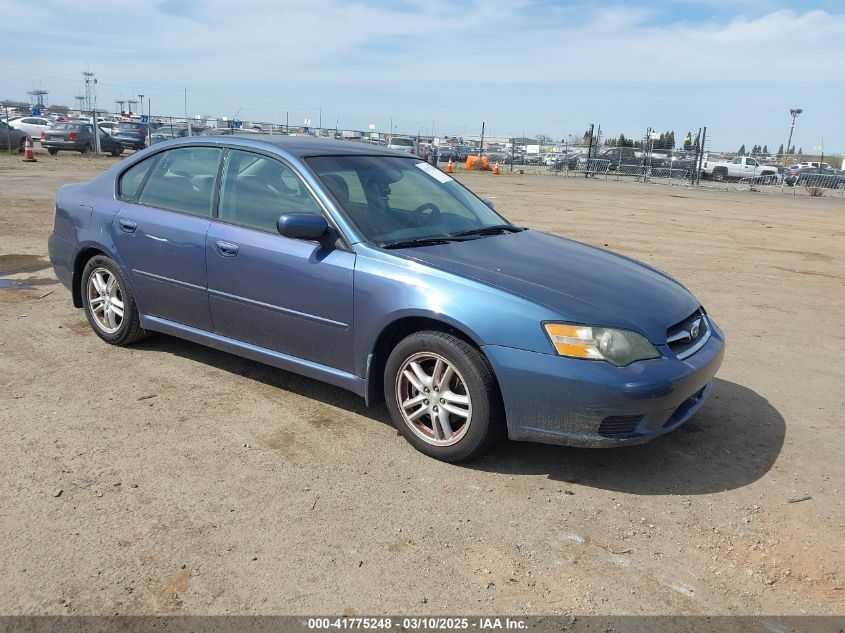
[543,323,660,367]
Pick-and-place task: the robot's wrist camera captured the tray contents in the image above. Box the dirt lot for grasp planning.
[0,149,843,616]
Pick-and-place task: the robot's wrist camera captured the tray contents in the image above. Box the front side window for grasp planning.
[138,147,222,217]
[218,150,321,232]
[306,156,509,245]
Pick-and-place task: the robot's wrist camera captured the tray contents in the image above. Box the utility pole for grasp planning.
[138,94,144,118]
[695,125,707,185]
[479,121,485,156]
[785,108,802,165]
[184,88,191,136]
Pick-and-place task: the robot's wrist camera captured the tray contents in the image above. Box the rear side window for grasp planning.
[138,147,222,217]
[119,157,157,200]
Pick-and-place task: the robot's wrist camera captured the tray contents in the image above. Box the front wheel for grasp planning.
[384,331,503,462]
[81,255,147,346]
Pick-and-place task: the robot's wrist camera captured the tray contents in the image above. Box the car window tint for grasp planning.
[119,157,157,200]
[138,147,222,217]
[218,150,321,232]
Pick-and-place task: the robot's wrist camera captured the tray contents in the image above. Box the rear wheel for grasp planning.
[384,331,503,462]
[81,255,147,346]
[80,143,92,155]
[47,148,58,156]
[713,168,727,182]
[110,146,122,157]
[17,138,26,153]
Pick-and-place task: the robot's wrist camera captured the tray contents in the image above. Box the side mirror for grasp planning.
[277,213,328,241]
[482,198,496,209]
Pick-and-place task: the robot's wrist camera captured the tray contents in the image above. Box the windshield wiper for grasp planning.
[382,237,464,249]
[451,224,525,238]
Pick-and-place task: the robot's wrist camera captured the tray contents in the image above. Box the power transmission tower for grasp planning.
[28,89,48,109]
[82,70,97,111]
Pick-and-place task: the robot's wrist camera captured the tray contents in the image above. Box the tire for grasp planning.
[17,138,26,154]
[80,143,92,155]
[384,330,504,462]
[713,168,727,182]
[81,255,147,346]
[110,146,121,157]
[47,148,58,156]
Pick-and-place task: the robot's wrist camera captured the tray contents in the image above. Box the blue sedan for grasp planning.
[48,136,724,462]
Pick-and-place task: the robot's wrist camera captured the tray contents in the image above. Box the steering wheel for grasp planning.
[414,202,441,220]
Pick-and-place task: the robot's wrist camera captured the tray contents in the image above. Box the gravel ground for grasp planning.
[0,149,842,616]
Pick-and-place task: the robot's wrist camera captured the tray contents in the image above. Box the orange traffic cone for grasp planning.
[493,161,500,175]
[446,158,453,174]
[22,137,37,162]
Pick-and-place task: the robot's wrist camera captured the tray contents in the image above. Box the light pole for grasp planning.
[785,107,802,164]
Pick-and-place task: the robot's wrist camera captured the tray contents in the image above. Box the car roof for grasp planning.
[160,134,413,159]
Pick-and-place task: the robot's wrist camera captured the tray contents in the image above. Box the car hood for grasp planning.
[398,230,699,343]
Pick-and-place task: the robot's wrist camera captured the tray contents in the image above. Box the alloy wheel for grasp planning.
[395,352,472,446]
[86,267,125,333]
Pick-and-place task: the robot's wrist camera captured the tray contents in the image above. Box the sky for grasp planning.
[1,0,843,153]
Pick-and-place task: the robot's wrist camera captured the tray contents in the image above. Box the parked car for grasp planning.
[784,166,845,188]
[41,122,124,156]
[112,121,150,150]
[151,125,191,144]
[0,120,29,152]
[598,147,644,170]
[436,146,457,163]
[483,150,508,163]
[386,136,415,153]
[790,161,832,170]
[701,156,779,182]
[7,116,53,140]
[98,121,120,136]
[48,136,724,462]
[454,145,476,161]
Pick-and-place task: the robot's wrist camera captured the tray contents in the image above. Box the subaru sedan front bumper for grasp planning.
[482,321,725,447]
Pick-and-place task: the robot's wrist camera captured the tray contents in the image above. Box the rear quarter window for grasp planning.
[119,157,157,201]
[117,156,158,200]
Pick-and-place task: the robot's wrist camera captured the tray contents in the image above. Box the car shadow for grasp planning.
[133,335,782,495]
[133,333,394,427]
[469,378,785,495]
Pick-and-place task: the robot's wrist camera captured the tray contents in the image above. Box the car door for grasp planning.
[205,149,355,372]
[112,146,224,330]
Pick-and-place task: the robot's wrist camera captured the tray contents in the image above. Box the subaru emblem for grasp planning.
[690,318,701,340]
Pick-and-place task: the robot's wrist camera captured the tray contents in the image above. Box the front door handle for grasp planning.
[215,240,239,257]
[119,219,137,233]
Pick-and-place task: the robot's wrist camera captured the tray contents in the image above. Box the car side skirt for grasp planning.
[140,315,366,398]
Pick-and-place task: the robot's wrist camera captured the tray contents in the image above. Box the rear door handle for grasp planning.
[119,219,137,233]
[215,240,239,257]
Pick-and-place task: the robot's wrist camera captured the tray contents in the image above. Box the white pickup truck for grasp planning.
[701,156,779,182]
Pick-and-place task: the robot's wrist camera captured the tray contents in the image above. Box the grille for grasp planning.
[666,308,708,359]
[598,414,644,438]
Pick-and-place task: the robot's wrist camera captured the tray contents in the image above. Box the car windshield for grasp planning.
[118,123,142,131]
[306,156,512,246]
